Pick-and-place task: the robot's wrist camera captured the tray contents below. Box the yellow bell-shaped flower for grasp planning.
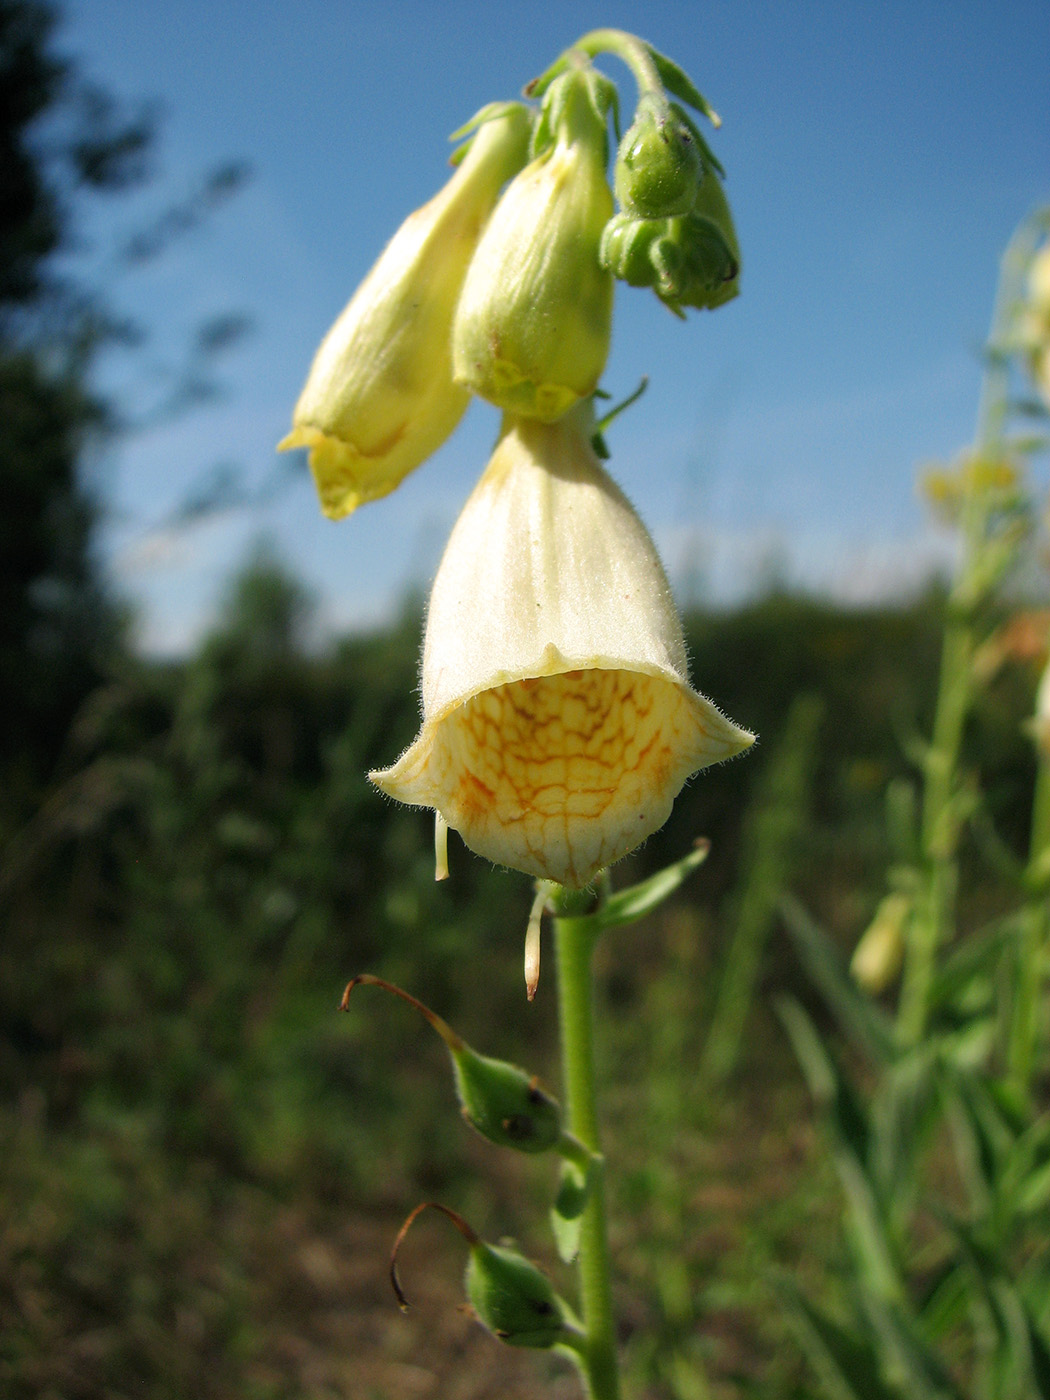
[280,104,532,519]
[370,404,753,887]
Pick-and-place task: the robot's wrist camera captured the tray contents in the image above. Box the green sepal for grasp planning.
[600,192,738,316]
[645,42,721,127]
[530,63,614,162]
[448,101,534,167]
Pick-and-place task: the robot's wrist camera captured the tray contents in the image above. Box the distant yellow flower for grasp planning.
[851,893,909,994]
[370,404,753,887]
[1021,242,1050,408]
[279,104,532,519]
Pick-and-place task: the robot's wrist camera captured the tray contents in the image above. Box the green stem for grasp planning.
[572,29,664,100]
[555,914,621,1400]
[896,602,971,1046]
[1010,748,1050,1094]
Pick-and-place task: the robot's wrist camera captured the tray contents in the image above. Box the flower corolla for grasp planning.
[370,405,753,887]
[279,104,532,519]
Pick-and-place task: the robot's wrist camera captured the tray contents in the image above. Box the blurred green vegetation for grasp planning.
[3,5,1046,1395]
[6,535,1039,1397]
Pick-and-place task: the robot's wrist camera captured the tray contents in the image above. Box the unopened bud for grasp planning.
[391,1202,577,1350]
[600,165,739,316]
[851,893,909,994]
[683,165,740,309]
[614,95,702,218]
[341,975,562,1152]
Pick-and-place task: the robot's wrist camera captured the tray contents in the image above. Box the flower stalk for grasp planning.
[897,214,1043,1049]
[554,905,621,1400]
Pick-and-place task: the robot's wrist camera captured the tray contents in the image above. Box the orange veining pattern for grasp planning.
[431,668,702,886]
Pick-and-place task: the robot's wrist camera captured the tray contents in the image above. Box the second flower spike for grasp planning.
[370,404,753,888]
[279,104,532,519]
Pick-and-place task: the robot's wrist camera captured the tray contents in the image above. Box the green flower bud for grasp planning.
[280,103,532,517]
[341,975,562,1153]
[682,164,740,310]
[600,164,739,316]
[452,68,614,421]
[466,1240,568,1348]
[391,1203,576,1351]
[454,1049,562,1153]
[614,95,702,218]
[600,211,682,290]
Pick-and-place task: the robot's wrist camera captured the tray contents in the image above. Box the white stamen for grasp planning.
[434,811,450,881]
[524,884,547,1000]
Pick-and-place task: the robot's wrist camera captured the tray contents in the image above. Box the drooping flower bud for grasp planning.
[451,67,614,420]
[391,1202,579,1350]
[341,975,564,1152]
[370,404,753,888]
[279,103,532,518]
[600,162,739,317]
[614,94,702,218]
[850,893,909,994]
[685,165,741,310]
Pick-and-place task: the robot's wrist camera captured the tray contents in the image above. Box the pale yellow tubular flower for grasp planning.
[451,76,614,422]
[1033,655,1050,761]
[279,104,532,519]
[1023,243,1050,407]
[370,405,754,888]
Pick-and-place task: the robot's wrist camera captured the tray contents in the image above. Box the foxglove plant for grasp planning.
[283,29,749,1399]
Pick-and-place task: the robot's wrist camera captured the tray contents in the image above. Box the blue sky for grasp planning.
[58,0,1050,651]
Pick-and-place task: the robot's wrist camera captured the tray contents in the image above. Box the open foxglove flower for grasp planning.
[370,404,753,887]
[279,103,531,518]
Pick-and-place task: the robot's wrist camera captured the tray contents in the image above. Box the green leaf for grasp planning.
[781,896,895,1064]
[990,1278,1050,1400]
[777,998,903,1304]
[940,1215,1050,1399]
[869,1049,939,1205]
[775,1272,901,1400]
[550,1157,593,1264]
[927,918,1016,1019]
[1017,1156,1050,1214]
[856,1293,967,1400]
[596,841,710,930]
